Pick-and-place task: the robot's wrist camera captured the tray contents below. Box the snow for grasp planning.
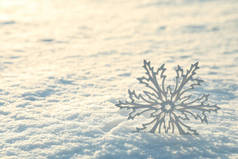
[0,0,238,158]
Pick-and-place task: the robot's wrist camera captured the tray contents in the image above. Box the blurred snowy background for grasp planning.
[0,0,238,158]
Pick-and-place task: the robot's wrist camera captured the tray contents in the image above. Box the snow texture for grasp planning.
[0,0,238,158]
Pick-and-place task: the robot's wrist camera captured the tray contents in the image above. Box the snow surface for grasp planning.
[0,0,238,158]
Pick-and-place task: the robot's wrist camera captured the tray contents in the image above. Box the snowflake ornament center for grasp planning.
[116,60,220,135]
[162,102,174,113]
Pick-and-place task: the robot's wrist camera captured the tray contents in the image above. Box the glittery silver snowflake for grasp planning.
[116,60,220,135]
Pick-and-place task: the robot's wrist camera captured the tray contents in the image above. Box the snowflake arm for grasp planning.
[115,89,160,119]
[172,113,199,135]
[175,94,220,123]
[172,62,203,103]
[137,60,167,102]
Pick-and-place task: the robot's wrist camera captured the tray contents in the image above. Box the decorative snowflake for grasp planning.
[116,60,220,135]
